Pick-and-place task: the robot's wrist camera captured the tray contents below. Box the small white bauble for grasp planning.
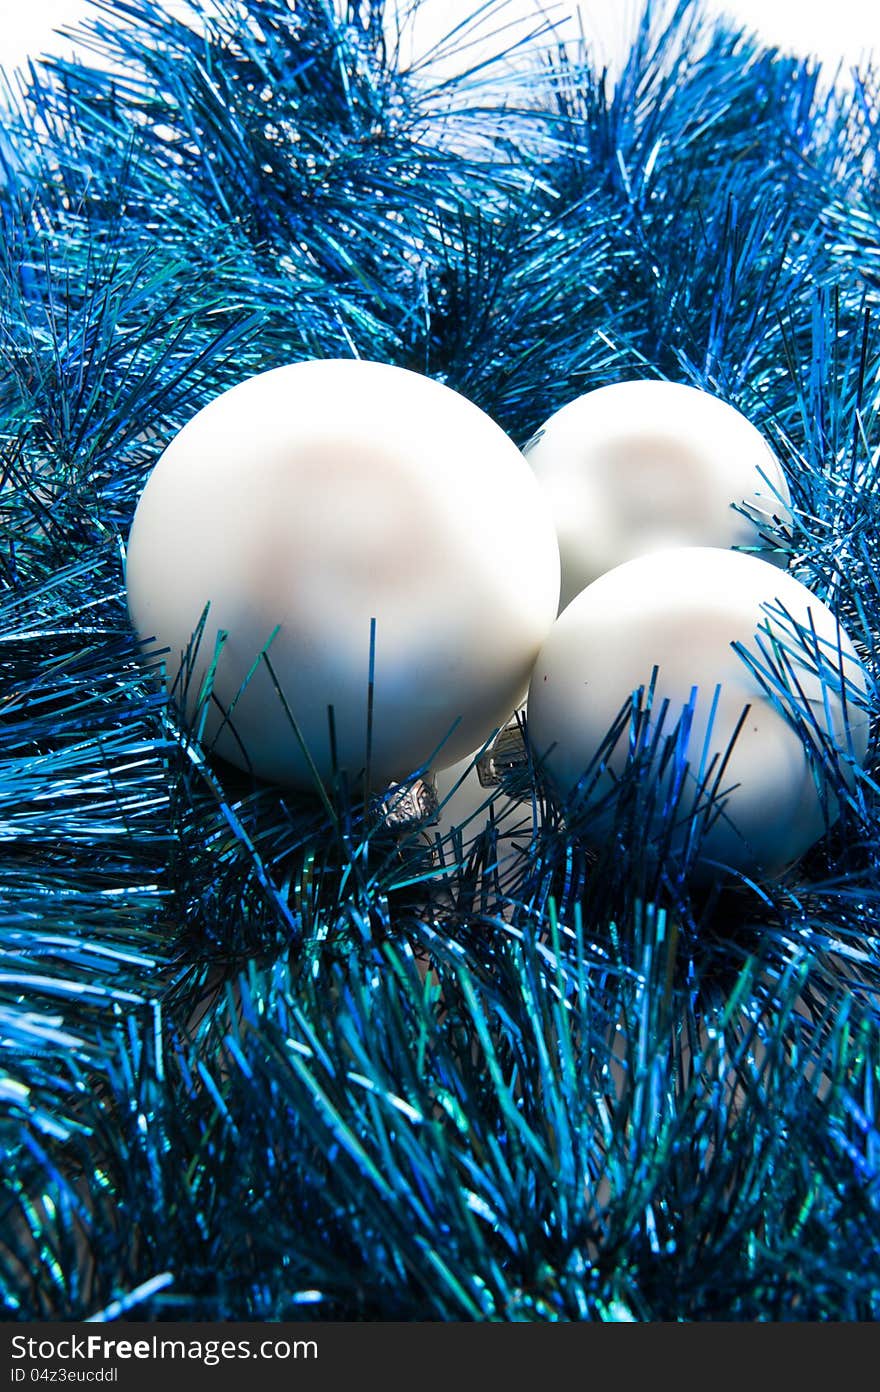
[526,547,871,878]
[126,359,560,789]
[525,379,792,609]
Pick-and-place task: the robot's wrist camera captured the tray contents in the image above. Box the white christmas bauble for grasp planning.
[126,359,561,789]
[525,379,792,609]
[433,716,541,881]
[526,547,871,878]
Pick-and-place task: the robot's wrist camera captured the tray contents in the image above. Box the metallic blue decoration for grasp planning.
[2,0,880,1321]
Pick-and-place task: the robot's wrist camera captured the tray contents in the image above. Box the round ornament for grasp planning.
[526,547,871,878]
[525,379,792,609]
[126,359,561,790]
[433,712,540,881]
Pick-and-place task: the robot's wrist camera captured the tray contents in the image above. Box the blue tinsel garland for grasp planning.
[1,0,879,1321]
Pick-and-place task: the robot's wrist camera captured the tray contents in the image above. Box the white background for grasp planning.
[0,0,877,78]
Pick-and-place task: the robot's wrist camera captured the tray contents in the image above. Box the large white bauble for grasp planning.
[526,547,871,879]
[525,379,792,609]
[126,359,561,789]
